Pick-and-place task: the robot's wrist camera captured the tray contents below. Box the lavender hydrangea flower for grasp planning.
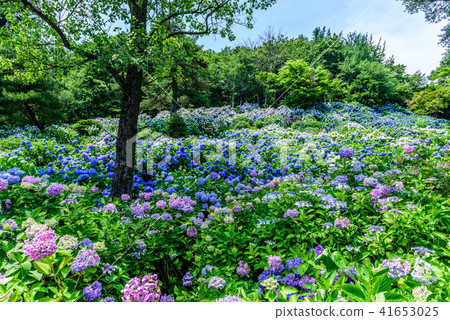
[404,145,415,154]
[382,257,411,279]
[71,248,100,272]
[236,261,250,276]
[334,217,351,229]
[208,276,226,289]
[283,209,299,219]
[79,238,94,248]
[102,263,118,275]
[121,194,131,201]
[0,179,8,192]
[100,297,115,302]
[268,255,283,274]
[187,227,197,237]
[182,272,194,287]
[23,229,58,261]
[412,247,435,256]
[3,219,17,232]
[161,213,173,221]
[83,281,102,302]
[46,183,64,197]
[339,147,354,158]
[121,274,161,302]
[102,203,117,213]
[160,294,175,302]
[156,200,167,209]
[412,286,432,301]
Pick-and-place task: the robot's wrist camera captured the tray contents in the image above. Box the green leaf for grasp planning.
[33,260,52,275]
[372,274,391,295]
[57,255,73,274]
[340,284,368,302]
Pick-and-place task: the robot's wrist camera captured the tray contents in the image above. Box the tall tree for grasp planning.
[0,0,276,197]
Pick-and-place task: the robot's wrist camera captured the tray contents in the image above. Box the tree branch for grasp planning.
[18,0,126,89]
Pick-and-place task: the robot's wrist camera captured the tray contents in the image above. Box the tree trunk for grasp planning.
[110,65,143,197]
[23,103,44,132]
[170,74,178,116]
[110,0,147,198]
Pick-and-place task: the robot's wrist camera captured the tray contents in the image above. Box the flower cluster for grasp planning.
[83,282,102,302]
[382,257,411,279]
[208,276,226,289]
[23,229,58,261]
[71,248,100,272]
[236,261,250,276]
[121,274,161,302]
[46,183,64,197]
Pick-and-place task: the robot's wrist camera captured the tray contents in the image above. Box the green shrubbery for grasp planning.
[233,116,252,129]
[166,113,188,138]
[71,119,102,136]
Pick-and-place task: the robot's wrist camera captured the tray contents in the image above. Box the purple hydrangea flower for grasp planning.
[83,281,102,302]
[160,294,175,302]
[0,179,8,192]
[100,297,115,302]
[121,194,131,201]
[46,183,64,197]
[283,209,299,219]
[187,227,197,237]
[370,189,382,199]
[102,203,117,213]
[161,213,173,221]
[334,217,351,229]
[156,200,167,209]
[404,145,415,154]
[71,248,100,273]
[236,261,250,276]
[339,147,354,158]
[102,263,118,275]
[121,274,161,302]
[216,295,243,302]
[79,238,94,248]
[268,255,283,274]
[382,257,411,279]
[182,272,194,287]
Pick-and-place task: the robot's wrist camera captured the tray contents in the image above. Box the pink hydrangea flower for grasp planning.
[156,200,167,209]
[334,217,351,229]
[23,229,58,261]
[121,274,161,302]
[404,145,415,154]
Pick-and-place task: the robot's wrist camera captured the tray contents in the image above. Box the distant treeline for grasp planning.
[1,26,450,127]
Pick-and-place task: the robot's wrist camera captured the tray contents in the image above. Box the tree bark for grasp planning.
[23,103,44,132]
[110,65,143,197]
[110,0,148,198]
[170,74,178,116]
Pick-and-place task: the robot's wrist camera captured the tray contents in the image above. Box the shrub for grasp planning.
[254,120,264,129]
[233,116,252,129]
[166,113,187,138]
[72,119,102,136]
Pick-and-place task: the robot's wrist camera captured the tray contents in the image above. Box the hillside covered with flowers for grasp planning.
[0,102,449,302]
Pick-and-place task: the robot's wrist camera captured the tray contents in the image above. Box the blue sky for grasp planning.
[197,0,447,76]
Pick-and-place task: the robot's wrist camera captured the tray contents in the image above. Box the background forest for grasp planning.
[2,21,450,129]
